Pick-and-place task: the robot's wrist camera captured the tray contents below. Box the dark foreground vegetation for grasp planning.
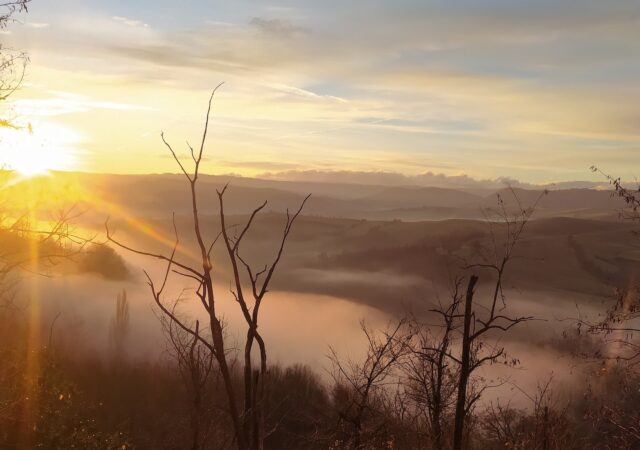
[1,296,640,450]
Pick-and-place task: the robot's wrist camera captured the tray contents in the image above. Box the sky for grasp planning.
[1,0,639,185]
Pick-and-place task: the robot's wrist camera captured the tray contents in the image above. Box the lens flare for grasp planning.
[0,120,79,177]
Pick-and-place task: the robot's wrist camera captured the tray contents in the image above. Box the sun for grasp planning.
[0,120,79,177]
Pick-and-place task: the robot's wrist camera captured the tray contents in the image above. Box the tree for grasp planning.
[108,288,130,363]
[217,182,309,450]
[0,1,30,129]
[408,190,542,450]
[162,303,216,450]
[328,320,407,449]
[0,206,86,288]
[564,168,640,448]
[482,376,573,450]
[400,284,462,450]
[450,191,543,450]
[106,85,309,450]
[0,1,28,26]
[571,168,640,367]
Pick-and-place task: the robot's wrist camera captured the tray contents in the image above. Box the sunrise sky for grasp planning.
[1,0,639,185]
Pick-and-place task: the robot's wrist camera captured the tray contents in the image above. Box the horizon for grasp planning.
[0,167,615,192]
[0,1,638,184]
[1,2,640,449]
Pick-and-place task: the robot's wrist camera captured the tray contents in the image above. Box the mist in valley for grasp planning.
[3,0,640,448]
[4,167,638,449]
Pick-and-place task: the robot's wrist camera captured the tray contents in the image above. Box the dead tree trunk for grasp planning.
[453,275,478,450]
[436,189,542,449]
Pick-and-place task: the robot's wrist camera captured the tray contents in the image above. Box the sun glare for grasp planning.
[0,121,79,177]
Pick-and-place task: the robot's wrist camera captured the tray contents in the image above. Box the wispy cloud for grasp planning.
[4,0,640,181]
[219,160,302,171]
[112,16,149,28]
[26,22,49,29]
[14,91,150,117]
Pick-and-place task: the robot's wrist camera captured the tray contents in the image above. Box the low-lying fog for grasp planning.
[11,173,639,410]
[28,247,603,409]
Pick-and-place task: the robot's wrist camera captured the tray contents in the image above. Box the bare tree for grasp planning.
[560,169,640,448]
[429,190,543,450]
[0,204,88,302]
[0,1,28,26]
[106,86,308,450]
[0,208,89,447]
[569,285,640,369]
[0,0,30,129]
[162,300,217,450]
[591,166,640,223]
[328,320,407,449]
[482,376,572,450]
[452,191,543,450]
[400,282,463,450]
[108,288,130,362]
[568,168,640,367]
[581,367,640,449]
[217,182,309,450]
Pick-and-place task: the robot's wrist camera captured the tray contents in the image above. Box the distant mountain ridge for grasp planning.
[17,171,625,222]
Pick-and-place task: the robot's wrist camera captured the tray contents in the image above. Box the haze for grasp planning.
[1,1,640,449]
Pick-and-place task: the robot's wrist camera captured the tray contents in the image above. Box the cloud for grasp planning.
[267,83,347,103]
[218,160,303,171]
[249,17,305,37]
[112,16,149,28]
[13,91,149,117]
[7,0,640,182]
[28,5,632,141]
[26,22,50,29]
[259,169,608,191]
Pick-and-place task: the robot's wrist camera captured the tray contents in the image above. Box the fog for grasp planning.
[4,172,639,448]
[26,244,601,411]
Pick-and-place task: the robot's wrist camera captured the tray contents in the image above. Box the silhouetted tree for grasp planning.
[450,190,543,450]
[564,168,640,448]
[162,305,216,450]
[328,320,407,449]
[108,288,130,363]
[106,86,308,450]
[0,1,28,26]
[0,0,30,129]
[571,168,640,367]
[482,376,573,450]
[400,285,462,450]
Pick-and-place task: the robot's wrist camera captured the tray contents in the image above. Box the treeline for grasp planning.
[1,299,639,449]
